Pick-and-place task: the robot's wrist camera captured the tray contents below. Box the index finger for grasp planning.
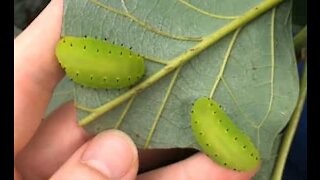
[14,0,64,156]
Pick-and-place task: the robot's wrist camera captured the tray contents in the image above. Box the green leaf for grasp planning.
[254,133,283,180]
[61,0,299,175]
[271,61,307,180]
[45,77,74,116]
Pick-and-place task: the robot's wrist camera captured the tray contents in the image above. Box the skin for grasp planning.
[14,0,259,179]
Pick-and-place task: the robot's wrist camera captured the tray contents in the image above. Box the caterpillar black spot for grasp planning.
[191,97,261,171]
[55,36,145,89]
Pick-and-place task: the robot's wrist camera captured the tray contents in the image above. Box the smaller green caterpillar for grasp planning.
[55,36,145,89]
[191,97,260,172]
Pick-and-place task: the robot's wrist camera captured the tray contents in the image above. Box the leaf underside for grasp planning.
[61,0,299,177]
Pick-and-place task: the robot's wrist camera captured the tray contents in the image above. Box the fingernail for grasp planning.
[81,130,137,179]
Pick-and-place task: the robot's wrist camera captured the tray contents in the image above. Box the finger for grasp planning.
[138,153,258,180]
[51,130,139,180]
[14,0,64,156]
[16,101,93,180]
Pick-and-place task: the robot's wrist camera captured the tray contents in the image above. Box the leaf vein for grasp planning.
[257,8,276,148]
[144,67,182,149]
[177,0,239,20]
[88,0,202,41]
[120,0,129,13]
[78,0,283,126]
[114,96,136,129]
[144,56,169,65]
[221,77,256,127]
[209,27,241,98]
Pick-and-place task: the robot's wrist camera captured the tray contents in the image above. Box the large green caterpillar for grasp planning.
[55,36,145,89]
[191,97,260,172]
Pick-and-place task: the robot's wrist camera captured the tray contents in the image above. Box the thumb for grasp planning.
[51,130,138,180]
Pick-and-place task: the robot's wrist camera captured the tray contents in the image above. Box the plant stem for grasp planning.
[79,0,284,126]
[271,61,307,180]
[294,25,307,53]
[294,25,307,61]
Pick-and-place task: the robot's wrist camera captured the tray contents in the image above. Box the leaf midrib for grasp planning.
[77,0,283,139]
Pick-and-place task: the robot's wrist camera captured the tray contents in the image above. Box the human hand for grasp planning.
[14,0,259,179]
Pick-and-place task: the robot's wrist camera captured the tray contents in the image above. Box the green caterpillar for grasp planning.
[191,97,260,172]
[55,36,145,89]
